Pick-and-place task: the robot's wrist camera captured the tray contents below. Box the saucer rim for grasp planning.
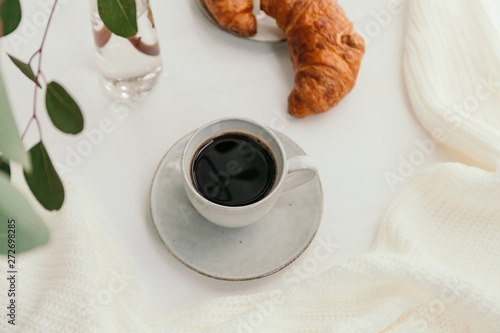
[149,130,323,281]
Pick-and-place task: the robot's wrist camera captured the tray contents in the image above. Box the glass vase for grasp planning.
[90,0,163,99]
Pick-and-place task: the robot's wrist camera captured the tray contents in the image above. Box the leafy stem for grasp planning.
[0,0,138,254]
[21,0,59,140]
[9,0,83,212]
[28,51,39,67]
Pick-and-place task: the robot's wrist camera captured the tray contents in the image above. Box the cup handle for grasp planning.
[282,156,318,192]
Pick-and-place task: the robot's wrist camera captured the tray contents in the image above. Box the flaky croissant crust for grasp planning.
[262,0,365,118]
[202,0,257,36]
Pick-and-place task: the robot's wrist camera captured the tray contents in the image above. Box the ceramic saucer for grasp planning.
[150,131,323,281]
[195,0,286,43]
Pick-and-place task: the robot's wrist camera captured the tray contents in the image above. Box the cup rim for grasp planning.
[181,117,288,211]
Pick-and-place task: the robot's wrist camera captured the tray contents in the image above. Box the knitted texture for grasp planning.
[404,0,500,169]
[0,167,148,332]
[1,0,500,331]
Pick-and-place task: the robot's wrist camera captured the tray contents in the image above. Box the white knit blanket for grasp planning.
[2,0,500,331]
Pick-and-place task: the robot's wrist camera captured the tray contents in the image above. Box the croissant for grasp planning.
[202,0,257,36]
[261,0,365,118]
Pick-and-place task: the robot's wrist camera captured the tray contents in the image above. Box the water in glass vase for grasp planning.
[91,6,162,99]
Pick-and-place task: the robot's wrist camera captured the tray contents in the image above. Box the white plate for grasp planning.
[195,0,286,43]
[150,130,323,281]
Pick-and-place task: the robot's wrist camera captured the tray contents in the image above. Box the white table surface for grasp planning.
[2,0,499,321]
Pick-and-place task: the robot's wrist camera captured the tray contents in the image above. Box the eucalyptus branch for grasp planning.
[21,0,59,140]
[0,0,133,254]
[8,0,83,213]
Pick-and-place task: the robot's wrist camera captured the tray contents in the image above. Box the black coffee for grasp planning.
[191,132,277,207]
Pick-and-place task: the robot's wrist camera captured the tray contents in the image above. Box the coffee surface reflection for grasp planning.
[191,132,277,206]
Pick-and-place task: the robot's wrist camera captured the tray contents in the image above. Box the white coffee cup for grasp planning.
[181,118,317,228]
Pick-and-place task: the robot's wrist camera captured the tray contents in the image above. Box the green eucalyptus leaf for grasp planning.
[0,0,22,37]
[8,54,41,87]
[24,142,64,211]
[0,158,10,178]
[0,174,50,254]
[46,81,84,134]
[0,68,30,169]
[98,0,137,38]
